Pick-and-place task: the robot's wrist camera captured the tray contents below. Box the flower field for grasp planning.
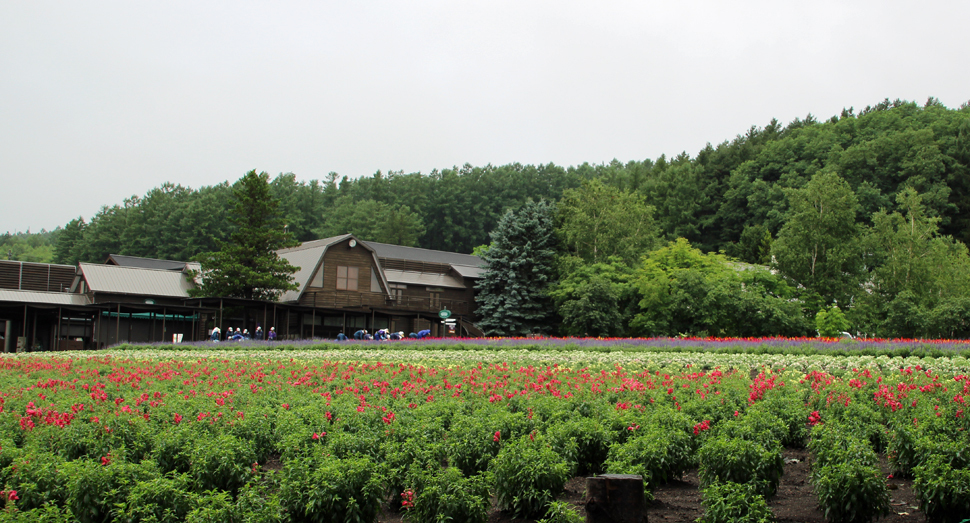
[1,340,969,522]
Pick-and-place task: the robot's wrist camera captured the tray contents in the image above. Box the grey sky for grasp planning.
[2,1,968,233]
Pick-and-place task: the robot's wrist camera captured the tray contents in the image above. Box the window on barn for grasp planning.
[336,266,358,291]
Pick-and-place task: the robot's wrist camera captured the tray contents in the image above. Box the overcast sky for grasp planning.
[2,1,968,233]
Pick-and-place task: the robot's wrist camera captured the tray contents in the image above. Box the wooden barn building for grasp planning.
[0,235,485,352]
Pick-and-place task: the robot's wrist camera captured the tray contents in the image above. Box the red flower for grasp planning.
[173,413,182,424]
[493,430,501,442]
[401,489,415,509]
[101,453,111,466]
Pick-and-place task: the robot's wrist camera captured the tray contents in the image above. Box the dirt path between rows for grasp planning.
[377,448,922,522]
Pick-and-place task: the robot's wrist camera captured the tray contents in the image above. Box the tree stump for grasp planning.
[585,474,647,523]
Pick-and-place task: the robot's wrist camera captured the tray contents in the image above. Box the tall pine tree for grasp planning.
[475,199,557,336]
[190,170,300,300]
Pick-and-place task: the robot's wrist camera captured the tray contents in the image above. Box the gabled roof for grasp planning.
[276,235,486,302]
[277,235,356,302]
[383,269,466,289]
[451,264,485,279]
[106,254,188,271]
[0,288,91,306]
[78,263,194,298]
[363,241,482,268]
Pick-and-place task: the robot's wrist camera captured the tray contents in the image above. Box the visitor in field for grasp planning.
[210,327,220,342]
[255,326,263,340]
[267,327,276,340]
[354,329,367,340]
[389,331,402,340]
[417,329,431,339]
[232,328,243,341]
[336,332,348,341]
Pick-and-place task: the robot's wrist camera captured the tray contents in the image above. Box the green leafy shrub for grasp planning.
[811,461,890,523]
[809,425,879,470]
[405,467,490,523]
[185,490,234,523]
[151,423,200,474]
[3,449,68,510]
[234,481,286,523]
[446,410,528,476]
[809,423,889,523]
[490,434,571,519]
[913,454,970,523]
[698,481,775,523]
[280,455,384,523]
[0,503,73,522]
[913,433,970,470]
[546,417,608,475]
[887,424,919,476]
[384,436,447,511]
[747,395,810,447]
[188,433,257,494]
[117,473,197,523]
[697,436,784,498]
[536,500,585,523]
[604,426,692,489]
[714,410,787,447]
[227,410,278,463]
[65,458,159,523]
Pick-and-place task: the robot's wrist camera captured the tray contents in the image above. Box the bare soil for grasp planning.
[377,448,923,522]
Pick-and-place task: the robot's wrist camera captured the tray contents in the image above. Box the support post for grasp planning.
[56,306,62,351]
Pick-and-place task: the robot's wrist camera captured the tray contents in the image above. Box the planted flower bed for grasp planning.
[0,339,967,522]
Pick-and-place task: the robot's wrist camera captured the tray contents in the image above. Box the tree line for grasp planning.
[6,97,969,337]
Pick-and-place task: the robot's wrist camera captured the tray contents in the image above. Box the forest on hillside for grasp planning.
[7,98,970,338]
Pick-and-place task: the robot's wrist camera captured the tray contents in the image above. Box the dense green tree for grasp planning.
[729,224,773,265]
[772,171,864,307]
[190,170,300,301]
[475,199,557,336]
[815,305,850,337]
[52,218,85,265]
[631,239,811,337]
[556,179,658,266]
[1,229,60,263]
[853,188,970,337]
[549,256,637,337]
[314,197,425,246]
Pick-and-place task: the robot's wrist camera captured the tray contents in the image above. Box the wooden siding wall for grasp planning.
[0,261,75,292]
[393,284,476,315]
[299,239,384,307]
